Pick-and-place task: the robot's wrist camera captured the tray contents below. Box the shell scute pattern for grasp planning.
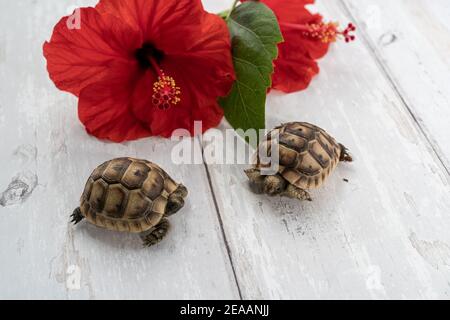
[79,158,179,233]
[81,178,94,202]
[102,158,132,184]
[125,190,152,220]
[90,161,109,181]
[259,122,342,190]
[142,170,165,200]
[121,161,151,189]
[102,184,128,219]
[279,131,308,154]
[89,179,108,212]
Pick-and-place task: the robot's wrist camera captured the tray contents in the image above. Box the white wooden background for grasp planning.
[1,0,450,299]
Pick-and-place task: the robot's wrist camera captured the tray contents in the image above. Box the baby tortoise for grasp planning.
[246,122,353,201]
[71,158,188,247]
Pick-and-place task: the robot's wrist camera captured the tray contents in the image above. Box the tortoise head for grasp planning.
[263,175,287,196]
[165,184,188,216]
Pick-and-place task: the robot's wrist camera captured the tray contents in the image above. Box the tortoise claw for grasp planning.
[142,219,170,247]
[70,208,84,225]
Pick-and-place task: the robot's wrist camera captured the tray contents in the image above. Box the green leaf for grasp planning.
[219,1,283,143]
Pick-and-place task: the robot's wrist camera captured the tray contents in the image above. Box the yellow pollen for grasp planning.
[152,71,181,110]
[303,22,339,43]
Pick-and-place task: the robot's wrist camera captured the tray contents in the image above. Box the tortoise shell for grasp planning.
[79,158,180,233]
[256,122,342,189]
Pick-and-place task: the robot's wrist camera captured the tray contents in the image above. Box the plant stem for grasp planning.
[218,10,230,20]
[226,0,239,20]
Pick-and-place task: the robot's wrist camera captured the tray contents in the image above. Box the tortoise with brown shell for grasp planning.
[71,158,188,247]
[245,122,353,201]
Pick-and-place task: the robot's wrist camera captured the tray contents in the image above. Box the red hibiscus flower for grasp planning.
[44,0,235,142]
[254,0,356,93]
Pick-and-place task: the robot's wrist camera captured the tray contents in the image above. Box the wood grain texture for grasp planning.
[1,0,450,300]
[205,1,450,299]
[0,0,238,300]
[342,0,450,173]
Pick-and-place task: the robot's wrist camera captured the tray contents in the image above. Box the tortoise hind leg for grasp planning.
[339,144,353,162]
[70,207,84,225]
[142,219,170,247]
[281,185,312,201]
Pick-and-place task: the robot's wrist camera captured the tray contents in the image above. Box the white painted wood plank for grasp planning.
[205,1,450,299]
[342,0,450,172]
[0,0,238,299]
[2,0,450,300]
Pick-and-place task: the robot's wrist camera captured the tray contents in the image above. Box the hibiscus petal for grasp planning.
[257,0,315,24]
[272,51,320,93]
[163,13,235,99]
[43,7,142,96]
[78,61,151,142]
[258,0,330,92]
[90,0,230,138]
[288,13,330,60]
[95,0,157,38]
[278,19,330,64]
[162,60,225,135]
[96,0,203,44]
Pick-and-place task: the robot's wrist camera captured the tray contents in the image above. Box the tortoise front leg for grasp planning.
[245,168,265,194]
[142,219,170,247]
[281,185,312,201]
[70,207,84,225]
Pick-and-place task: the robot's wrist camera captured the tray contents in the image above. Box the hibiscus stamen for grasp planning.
[281,21,356,43]
[341,23,357,43]
[152,72,181,110]
[148,57,181,110]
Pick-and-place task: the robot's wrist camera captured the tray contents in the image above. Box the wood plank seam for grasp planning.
[202,150,244,299]
[339,0,450,178]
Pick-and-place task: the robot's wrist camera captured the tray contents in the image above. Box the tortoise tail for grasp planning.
[339,144,353,162]
[71,207,84,225]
